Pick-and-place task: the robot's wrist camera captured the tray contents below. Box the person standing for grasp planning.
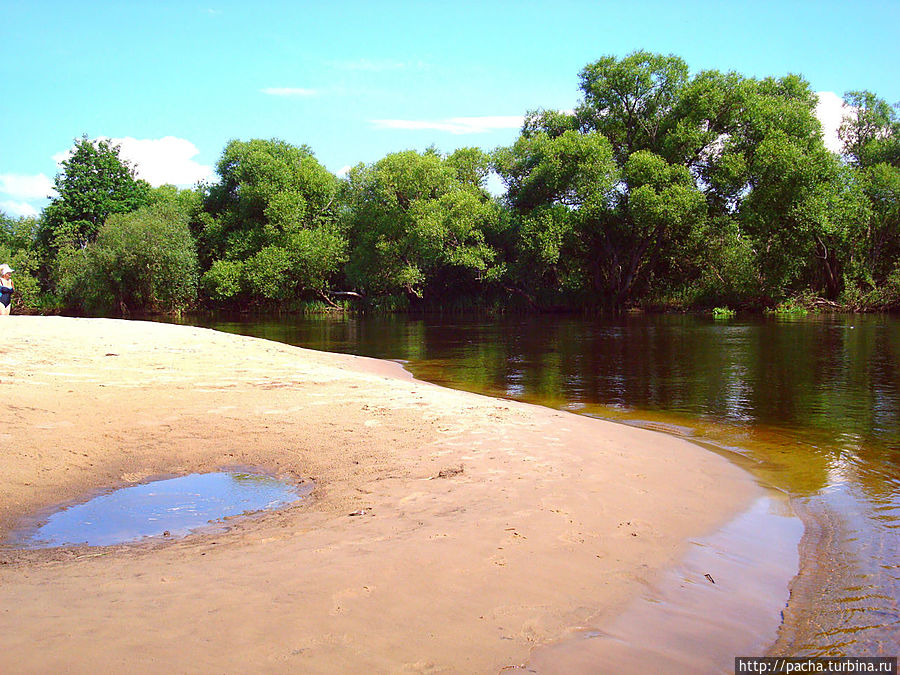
[0,264,15,316]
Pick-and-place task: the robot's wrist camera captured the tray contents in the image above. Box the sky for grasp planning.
[1,0,898,218]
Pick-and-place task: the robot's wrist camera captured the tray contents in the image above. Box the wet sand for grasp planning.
[526,491,802,672]
[0,316,763,673]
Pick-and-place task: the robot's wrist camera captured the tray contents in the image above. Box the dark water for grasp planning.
[10,472,306,548]
[177,312,900,656]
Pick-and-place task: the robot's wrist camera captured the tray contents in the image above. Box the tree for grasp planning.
[0,211,42,311]
[496,53,868,309]
[836,93,900,302]
[57,203,198,315]
[576,51,690,164]
[149,184,204,222]
[200,139,346,305]
[41,136,151,251]
[856,163,900,286]
[839,91,900,169]
[495,54,707,310]
[343,148,503,303]
[683,72,869,301]
[493,126,619,306]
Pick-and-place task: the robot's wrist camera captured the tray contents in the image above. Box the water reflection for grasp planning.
[175,312,900,655]
[10,472,307,548]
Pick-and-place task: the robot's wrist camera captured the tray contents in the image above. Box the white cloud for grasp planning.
[54,136,215,188]
[371,115,524,135]
[335,165,352,178]
[115,137,214,186]
[0,200,39,218]
[0,173,55,200]
[261,87,317,97]
[816,91,846,154]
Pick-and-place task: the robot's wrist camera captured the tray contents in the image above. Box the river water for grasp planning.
[176,312,899,656]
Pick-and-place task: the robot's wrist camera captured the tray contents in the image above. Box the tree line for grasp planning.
[3,51,899,316]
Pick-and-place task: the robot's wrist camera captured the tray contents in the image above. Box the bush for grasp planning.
[712,307,736,319]
[843,265,900,310]
[0,213,44,312]
[57,203,199,314]
[201,259,245,302]
[0,244,42,312]
[766,297,811,316]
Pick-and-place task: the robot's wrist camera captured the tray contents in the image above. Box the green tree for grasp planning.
[41,136,151,251]
[343,148,502,303]
[836,93,900,304]
[497,53,867,309]
[839,91,900,169]
[149,184,204,222]
[493,126,619,306]
[699,74,860,300]
[857,163,900,285]
[0,211,43,311]
[58,203,198,315]
[495,53,708,310]
[576,51,690,165]
[200,138,346,305]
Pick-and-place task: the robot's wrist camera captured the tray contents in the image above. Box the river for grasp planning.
[174,311,900,657]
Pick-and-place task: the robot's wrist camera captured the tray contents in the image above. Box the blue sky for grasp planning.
[2,0,898,217]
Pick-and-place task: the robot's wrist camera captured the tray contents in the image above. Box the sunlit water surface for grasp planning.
[175,312,900,656]
[10,472,306,548]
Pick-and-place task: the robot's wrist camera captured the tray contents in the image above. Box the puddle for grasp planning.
[8,472,310,549]
[525,492,803,673]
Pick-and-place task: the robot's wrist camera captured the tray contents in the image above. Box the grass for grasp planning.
[712,306,736,319]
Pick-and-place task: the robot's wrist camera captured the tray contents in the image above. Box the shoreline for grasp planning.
[2,316,767,672]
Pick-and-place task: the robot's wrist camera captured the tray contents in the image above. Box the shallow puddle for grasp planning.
[9,472,309,548]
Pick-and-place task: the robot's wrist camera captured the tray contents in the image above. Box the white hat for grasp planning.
[0,264,13,275]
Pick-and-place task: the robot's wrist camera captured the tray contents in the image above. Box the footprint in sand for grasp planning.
[329,585,375,615]
[558,530,586,545]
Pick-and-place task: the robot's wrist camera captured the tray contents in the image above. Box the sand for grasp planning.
[0,316,761,673]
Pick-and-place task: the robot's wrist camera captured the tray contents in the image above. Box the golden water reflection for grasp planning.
[175,312,900,656]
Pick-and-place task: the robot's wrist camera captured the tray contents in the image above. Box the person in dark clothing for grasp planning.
[0,264,15,316]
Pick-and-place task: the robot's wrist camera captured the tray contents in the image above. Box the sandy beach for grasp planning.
[0,316,762,673]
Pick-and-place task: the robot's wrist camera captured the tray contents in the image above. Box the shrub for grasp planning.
[201,259,245,302]
[0,244,42,312]
[712,307,736,318]
[59,203,199,314]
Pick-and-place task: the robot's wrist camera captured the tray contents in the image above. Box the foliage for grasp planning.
[839,91,900,169]
[576,51,690,164]
[0,211,42,311]
[201,258,243,301]
[767,298,810,316]
[834,92,900,304]
[149,184,204,222]
[846,266,900,310]
[496,53,708,310]
[495,52,886,311]
[10,55,900,316]
[200,138,346,305]
[40,136,151,251]
[852,163,900,284]
[343,148,503,301]
[57,203,198,315]
[673,217,760,308]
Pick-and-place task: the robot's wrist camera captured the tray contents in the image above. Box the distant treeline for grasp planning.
[3,51,899,316]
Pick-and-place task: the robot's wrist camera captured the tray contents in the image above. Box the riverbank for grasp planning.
[1,316,763,673]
